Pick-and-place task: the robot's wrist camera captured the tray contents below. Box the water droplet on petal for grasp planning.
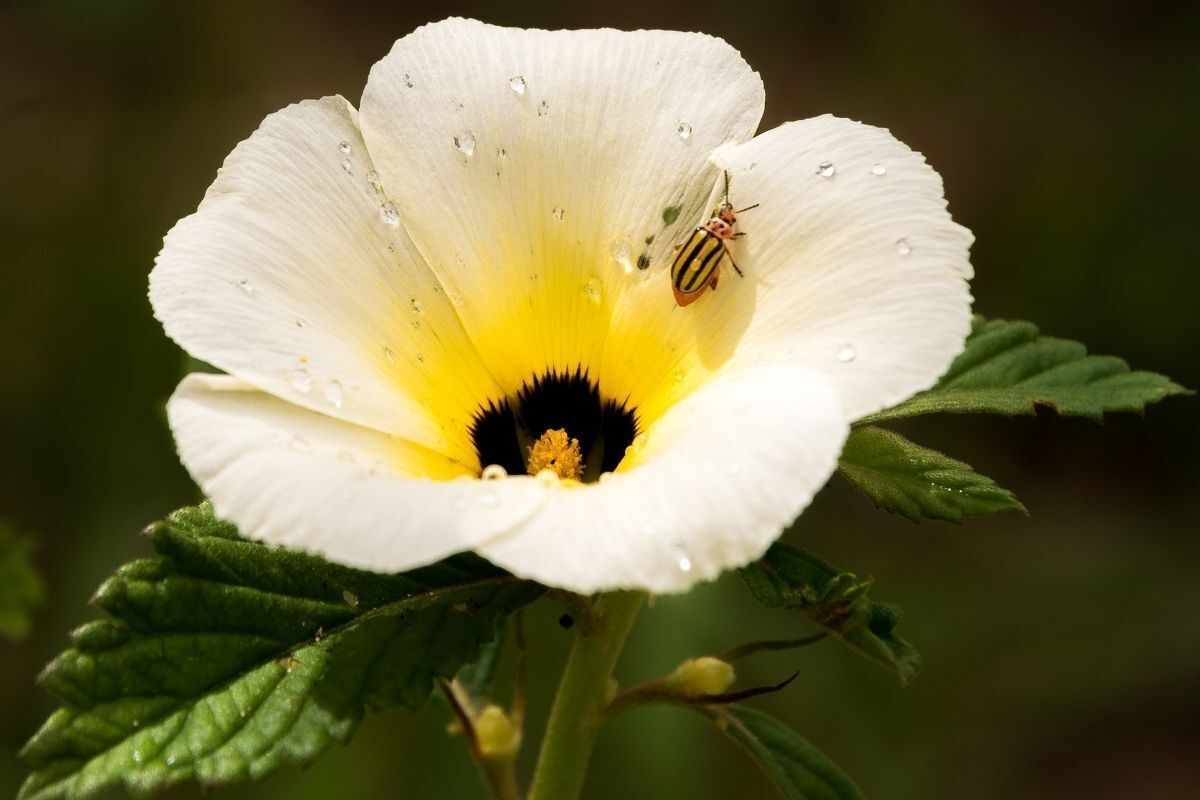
[676,122,693,140]
[481,464,508,481]
[454,133,476,156]
[675,369,686,383]
[165,755,176,767]
[673,543,693,573]
[630,433,648,454]
[366,170,383,195]
[551,206,565,221]
[338,140,351,154]
[379,202,400,227]
[290,368,312,393]
[289,436,311,453]
[895,238,912,256]
[609,235,633,266]
[324,380,344,409]
[340,158,352,174]
[383,347,396,363]
[871,163,887,176]
[837,343,858,362]
[536,469,558,487]
[583,276,602,303]
[237,279,254,294]
[477,491,500,508]
[817,160,836,178]
[598,471,614,484]
[509,75,526,95]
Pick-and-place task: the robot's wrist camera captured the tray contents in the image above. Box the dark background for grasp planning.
[2,1,1197,798]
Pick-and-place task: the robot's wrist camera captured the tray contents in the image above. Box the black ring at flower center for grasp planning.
[469,368,638,483]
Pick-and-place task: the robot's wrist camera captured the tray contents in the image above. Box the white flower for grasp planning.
[150,18,973,594]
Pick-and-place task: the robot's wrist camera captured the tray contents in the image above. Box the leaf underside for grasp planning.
[863,316,1188,423]
[703,705,864,800]
[20,504,542,800]
[740,543,920,684]
[838,426,1025,523]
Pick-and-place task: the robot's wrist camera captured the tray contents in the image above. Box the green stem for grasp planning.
[527,591,645,800]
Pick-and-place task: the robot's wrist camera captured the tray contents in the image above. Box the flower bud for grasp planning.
[474,705,520,758]
[663,656,735,697]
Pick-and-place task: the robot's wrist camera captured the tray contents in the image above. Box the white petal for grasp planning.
[168,373,548,572]
[359,18,764,393]
[150,96,499,464]
[477,366,846,594]
[710,116,975,420]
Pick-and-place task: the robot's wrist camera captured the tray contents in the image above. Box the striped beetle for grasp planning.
[669,172,758,307]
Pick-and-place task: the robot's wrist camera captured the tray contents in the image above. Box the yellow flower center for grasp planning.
[526,428,583,480]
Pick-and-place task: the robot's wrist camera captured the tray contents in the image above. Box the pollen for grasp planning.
[527,428,583,481]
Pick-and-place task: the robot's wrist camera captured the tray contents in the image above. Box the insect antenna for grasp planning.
[735,203,760,214]
[723,170,731,203]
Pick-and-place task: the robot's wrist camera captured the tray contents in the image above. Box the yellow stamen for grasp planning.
[527,428,583,480]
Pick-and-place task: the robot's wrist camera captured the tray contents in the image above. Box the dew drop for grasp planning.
[675,368,686,383]
[551,206,565,221]
[237,279,254,294]
[837,343,858,363]
[816,160,836,178]
[609,235,633,269]
[477,491,500,508]
[676,122,693,140]
[630,432,648,454]
[583,276,602,303]
[598,471,614,484]
[379,201,401,227]
[366,170,383,196]
[338,140,352,154]
[239,709,247,719]
[894,238,912,256]
[323,379,344,409]
[165,755,176,767]
[340,158,352,174]
[132,719,140,728]
[536,469,558,487]
[481,464,508,481]
[409,297,423,314]
[672,543,693,573]
[871,163,888,176]
[383,346,396,363]
[290,368,312,393]
[509,75,526,95]
[132,749,143,764]
[453,133,476,157]
[289,436,311,453]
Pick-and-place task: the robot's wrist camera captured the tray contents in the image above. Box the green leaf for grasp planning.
[702,705,864,800]
[740,543,919,684]
[863,316,1188,423]
[20,503,543,800]
[0,524,44,639]
[455,620,506,709]
[838,427,1025,523]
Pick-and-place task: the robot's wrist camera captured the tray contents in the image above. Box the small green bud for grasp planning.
[474,705,520,758]
[663,656,735,697]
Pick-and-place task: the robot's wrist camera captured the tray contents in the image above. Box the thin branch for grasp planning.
[605,672,799,719]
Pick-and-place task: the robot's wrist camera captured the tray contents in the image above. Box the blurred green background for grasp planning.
[2,1,1197,797]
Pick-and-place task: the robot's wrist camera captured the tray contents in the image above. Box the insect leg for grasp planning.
[724,249,745,277]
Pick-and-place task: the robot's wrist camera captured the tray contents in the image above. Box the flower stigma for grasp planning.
[526,428,583,481]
